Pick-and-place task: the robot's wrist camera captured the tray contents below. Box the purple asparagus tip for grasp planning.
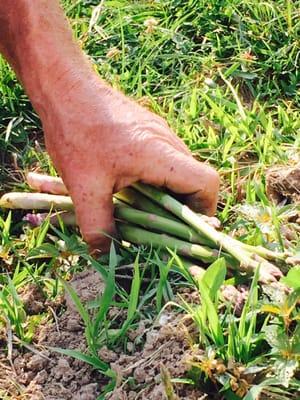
[23,213,46,226]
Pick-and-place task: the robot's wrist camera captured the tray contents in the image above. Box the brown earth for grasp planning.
[0,269,107,400]
[0,269,210,400]
[106,313,205,400]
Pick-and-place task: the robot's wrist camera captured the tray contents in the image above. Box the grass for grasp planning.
[0,0,300,399]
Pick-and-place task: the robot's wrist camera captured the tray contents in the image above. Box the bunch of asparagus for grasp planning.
[0,172,291,283]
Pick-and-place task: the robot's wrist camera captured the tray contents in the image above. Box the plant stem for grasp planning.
[0,192,74,210]
[115,187,177,221]
[0,187,286,278]
[118,223,218,263]
[132,183,280,274]
[115,203,213,247]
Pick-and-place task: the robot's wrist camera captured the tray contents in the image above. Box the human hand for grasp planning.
[42,80,219,251]
[0,0,219,252]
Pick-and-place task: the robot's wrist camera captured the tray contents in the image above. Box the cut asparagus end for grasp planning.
[0,192,74,211]
[27,172,68,195]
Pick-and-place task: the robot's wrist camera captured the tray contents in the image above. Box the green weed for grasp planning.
[0,0,300,398]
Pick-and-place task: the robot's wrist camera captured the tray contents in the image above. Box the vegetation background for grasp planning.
[0,1,299,399]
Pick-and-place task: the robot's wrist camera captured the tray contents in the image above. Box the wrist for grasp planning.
[0,0,96,119]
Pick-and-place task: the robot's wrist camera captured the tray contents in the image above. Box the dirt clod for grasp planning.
[19,283,46,315]
[26,354,48,372]
[266,164,300,204]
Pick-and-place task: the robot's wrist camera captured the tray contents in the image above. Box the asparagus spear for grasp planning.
[115,203,214,247]
[132,183,283,278]
[0,192,73,211]
[27,172,177,222]
[27,172,68,195]
[115,187,177,221]
[0,179,286,281]
[118,223,219,263]
[23,211,76,226]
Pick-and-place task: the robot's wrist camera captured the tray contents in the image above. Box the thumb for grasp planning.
[65,174,115,252]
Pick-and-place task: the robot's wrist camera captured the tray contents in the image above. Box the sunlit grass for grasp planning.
[0,0,299,398]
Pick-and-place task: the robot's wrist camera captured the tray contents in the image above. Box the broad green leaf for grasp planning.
[274,359,298,387]
[223,390,241,400]
[27,243,60,259]
[260,304,281,315]
[287,288,300,311]
[263,325,289,352]
[93,243,116,336]
[281,267,300,289]
[291,323,300,354]
[243,385,264,400]
[202,257,226,300]
[198,280,224,346]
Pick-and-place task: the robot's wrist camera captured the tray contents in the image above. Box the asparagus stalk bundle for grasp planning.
[0,172,292,283]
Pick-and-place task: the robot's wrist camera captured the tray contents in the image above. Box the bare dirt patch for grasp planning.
[0,269,106,400]
[0,269,249,399]
[0,268,208,399]
[106,313,207,400]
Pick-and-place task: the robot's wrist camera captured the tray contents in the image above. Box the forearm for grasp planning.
[0,0,96,119]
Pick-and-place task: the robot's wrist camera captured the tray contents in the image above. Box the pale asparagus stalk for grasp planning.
[0,188,286,265]
[26,173,284,261]
[0,192,74,210]
[19,197,213,246]
[0,190,284,280]
[115,202,283,260]
[27,172,68,195]
[23,211,76,226]
[240,243,286,262]
[24,174,206,277]
[27,172,176,221]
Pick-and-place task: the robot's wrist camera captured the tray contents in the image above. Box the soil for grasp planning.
[0,269,107,400]
[0,269,209,400]
[106,313,202,400]
[266,163,300,204]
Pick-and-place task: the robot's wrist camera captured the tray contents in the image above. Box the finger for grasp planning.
[139,144,220,216]
[66,175,115,252]
[27,172,68,195]
[141,118,191,156]
[158,128,191,156]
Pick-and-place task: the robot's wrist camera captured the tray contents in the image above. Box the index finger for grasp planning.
[138,143,220,216]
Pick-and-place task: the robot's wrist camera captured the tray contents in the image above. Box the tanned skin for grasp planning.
[0,1,220,251]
